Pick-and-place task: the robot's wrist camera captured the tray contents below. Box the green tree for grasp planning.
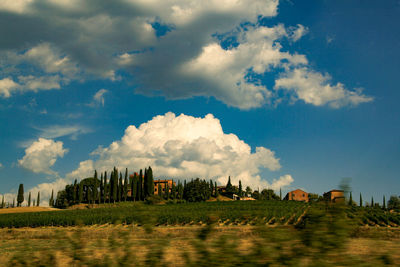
[78,182,83,204]
[12,198,15,208]
[36,191,40,206]
[132,173,138,201]
[1,195,4,208]
[118,172,123,202]
[124,172,128,202]
[104,172,108,203]
[28,192,31,207]
[100,174,104,203]
[73,179,78,204]
[147,166,154,197]
[166,183,170,200]
[371,197,374,207]
[210,180,214,197]
[111,167,118,203]
[245,186,252,197]
[388,196,400,210]
[238,180,242,197]
[49,190,54,207]
[139,169,144,200]
[348,192,353,206]
[359,193,363,207]
[215,181,218,197]
[17,184,24,207]
[383,195,386,209]
[158,180,162,199]
[280,188,282,200]
[226,176,233,194]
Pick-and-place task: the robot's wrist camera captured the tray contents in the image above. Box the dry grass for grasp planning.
[0,207,60,214]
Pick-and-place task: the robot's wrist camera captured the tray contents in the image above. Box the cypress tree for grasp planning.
[104,172,108,203]
[49,190,53,207]
[94,170,98,204]
[349,192,353,206]
[133,172,138,201]
[148,166,154,196]
[78,182,83,204]
[73,179,78,204]
[360,193,363,207]
[1,195,4,208]
[210,180,214,197]
[32,199,35,207]
[215,181,219,197]
[226,176,232,193]
[28,192,31,207]
[37,192,40,206]
[371,197,374,207]
[139,169,144,200]
[100,174,104,203]
[171,180,176,200]
[383,196,386,209]
[118,172,123,202]
[12,198,15,208]
[238,180,242,197]
[166,183,170,200]
[158,180,162,198]
[280,188,282,200]
[124,174,128,202]
[143,168,148,197]
[17,184,24,207]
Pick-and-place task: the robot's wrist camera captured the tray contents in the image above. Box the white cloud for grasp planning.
[274,68,373,107]
[93,89,108,107]
[0,76,60,98]
[66,112,291,189]
[18,138,68,175]
[35,125,91,140]
[0,0,372,109]
[0,77,19,98]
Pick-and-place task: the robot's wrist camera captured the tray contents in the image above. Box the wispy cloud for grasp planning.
[34,125,92,140]
[87,89,108,107]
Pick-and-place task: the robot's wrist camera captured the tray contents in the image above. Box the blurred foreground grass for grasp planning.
[0,204,399,266]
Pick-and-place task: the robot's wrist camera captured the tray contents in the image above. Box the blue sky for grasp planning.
[0,0,399,205]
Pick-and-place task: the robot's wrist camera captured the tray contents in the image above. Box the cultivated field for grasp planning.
[0,201,399,266]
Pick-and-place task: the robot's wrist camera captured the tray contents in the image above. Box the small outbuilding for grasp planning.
[323,190,345,203]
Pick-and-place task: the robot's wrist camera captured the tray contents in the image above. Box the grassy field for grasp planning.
[0,225,399,266]
[0,207,60,214]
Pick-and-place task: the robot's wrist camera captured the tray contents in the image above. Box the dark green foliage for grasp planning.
[214,181,218,197]
[388,196,400,210]
[124,173,128,202]
[238,180,242,197]
[165,183,170,200]
[360,193,363,207]
[157,180,162,199]
[78,182,83,204]
[100,174,104,203]
[226,176,233,194]
[118,173,123,202]
[37,192,40,206]
[132,173,138,201]
[184,178,212,202]
[383,196,386,209]
[17,184,24,207]
[104,172,108,204]
[28,192,31,207]
[245,186,252,197]
[349,191,353,206]
[139,169,144,201]
[280,188,282,200]
[260,189,280,200]
[147,166,154,197]
[73,179,78,204]
[210,180,214,197]
[12,198,15,208]
[171,180,176,200]
[111,167,118,203]
[1,195,4,208]
[371,197,374,207]
[49,190,53,207]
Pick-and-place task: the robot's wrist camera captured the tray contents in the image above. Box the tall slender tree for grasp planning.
[1,195,4,208]
[111,167,118,203]
[49,190,54,207]
[124,173,128,202]
[210,180,214,197]
[238,180,243,197]
[349,192,353,206]
[28,192,31,207]
[166,183,170,200]
[371,197,374,207]
[12,198,15,208]
[280,188,282,200]
[215,181,218,197]
[17,184,24,207]
[36,191,40,206]
[383,195,386,209]
[78,182,83,204]
[139,169,144,200]
[104,171,108,203]
[100,174,104,203]
[147,166,154,197]
[360,193,363,207]
[158,180,162,198]
[132,173,138,201]
[143,168,148,197]
[73,179,78,204]
[118,172,123,202]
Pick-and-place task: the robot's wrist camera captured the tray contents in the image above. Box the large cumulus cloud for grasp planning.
[66,112,292,189]
[0,0,372,108]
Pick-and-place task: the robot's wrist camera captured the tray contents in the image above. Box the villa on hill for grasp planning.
[284,189,309,202]
[323,190,345,203]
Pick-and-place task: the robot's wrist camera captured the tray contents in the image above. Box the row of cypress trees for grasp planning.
[53,166,155,207]
[0,184,40,208]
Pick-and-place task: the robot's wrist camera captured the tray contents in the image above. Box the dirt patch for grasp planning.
[0,207,60,214]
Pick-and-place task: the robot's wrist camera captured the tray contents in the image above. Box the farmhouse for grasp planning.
[154,179,176,195]
[284,189,309,202]
[323,190,345,203]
